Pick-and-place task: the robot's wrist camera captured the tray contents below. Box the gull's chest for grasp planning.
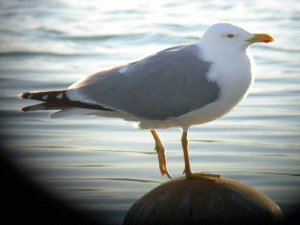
[207,55,253,109]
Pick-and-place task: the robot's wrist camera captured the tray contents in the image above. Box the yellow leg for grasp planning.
[181,130,192,176]
[181,129,220,180]
[150,129,172,178]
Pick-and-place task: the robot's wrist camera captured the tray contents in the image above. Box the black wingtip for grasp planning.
[20,103,48,112]
[20,105,32,112]
[18,92,31,99]
[18,93,25,99]
[20,106,29,112]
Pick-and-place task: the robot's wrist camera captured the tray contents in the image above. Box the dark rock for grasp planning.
[123,175,282,225]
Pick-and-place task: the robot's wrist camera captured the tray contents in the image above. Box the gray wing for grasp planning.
[66,44,220,120]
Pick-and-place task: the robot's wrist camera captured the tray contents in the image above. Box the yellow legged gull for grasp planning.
[19,23,274,179]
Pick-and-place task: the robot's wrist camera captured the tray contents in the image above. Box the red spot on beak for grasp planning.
[262,38,271,43]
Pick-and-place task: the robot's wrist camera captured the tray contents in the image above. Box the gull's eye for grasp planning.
[227,34,234,38]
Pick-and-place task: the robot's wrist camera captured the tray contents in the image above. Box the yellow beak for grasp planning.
[248,33,274,44]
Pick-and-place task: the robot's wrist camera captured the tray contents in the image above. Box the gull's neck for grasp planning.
[196,41,249,63]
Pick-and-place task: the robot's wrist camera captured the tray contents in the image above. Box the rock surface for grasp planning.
[123,175,282,225]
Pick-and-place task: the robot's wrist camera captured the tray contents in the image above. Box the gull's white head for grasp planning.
[200,23,274,53]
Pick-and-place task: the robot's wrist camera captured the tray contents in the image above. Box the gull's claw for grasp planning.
[186,172,220,181]
[150,130,172,179]
[154,144,172,179]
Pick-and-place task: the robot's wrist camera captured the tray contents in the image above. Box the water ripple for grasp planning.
[50,177,160,184]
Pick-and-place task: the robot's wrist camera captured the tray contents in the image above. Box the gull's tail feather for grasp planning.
[18,90,67,103]
[18,89,114,115]
[18,90,68,112]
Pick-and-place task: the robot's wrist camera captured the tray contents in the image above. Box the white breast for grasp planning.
[210,52,253,109]
[169,51,254,129]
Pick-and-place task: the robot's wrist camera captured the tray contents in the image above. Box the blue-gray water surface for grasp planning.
[0,0,299,224]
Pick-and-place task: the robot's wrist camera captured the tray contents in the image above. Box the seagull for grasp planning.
[18,23,273,179]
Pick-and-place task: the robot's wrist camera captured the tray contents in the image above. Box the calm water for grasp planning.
[1,0,300,224]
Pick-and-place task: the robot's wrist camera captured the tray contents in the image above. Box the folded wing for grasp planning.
[66,44,220,120]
